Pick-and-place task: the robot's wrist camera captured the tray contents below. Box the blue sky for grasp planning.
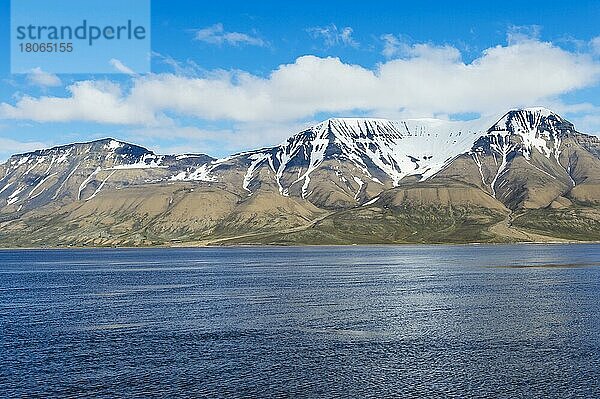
[1,0,600,160]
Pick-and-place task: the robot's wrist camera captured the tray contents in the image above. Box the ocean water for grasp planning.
[1,245,600,398]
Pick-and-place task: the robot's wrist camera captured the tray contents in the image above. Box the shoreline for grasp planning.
[1,240,600,251]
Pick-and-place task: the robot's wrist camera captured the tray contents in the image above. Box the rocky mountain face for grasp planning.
[192,117,482,208]
[430,108,600,209]
[0,139,213,218]
[1,108,599,246]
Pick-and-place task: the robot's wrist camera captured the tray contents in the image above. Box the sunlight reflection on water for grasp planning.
[1,244,599,397]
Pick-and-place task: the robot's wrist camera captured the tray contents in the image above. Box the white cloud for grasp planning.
[109,59,136,75]
[26,68,61,88]
[381,35,461,62]
[0,81,159,125]
[1,39,599,129]
[381,34,407,58]
[591,36,600,56]
[0,137,47,161]
[194,23,266,47]
[574,112,600,135]
[507,25,542,45]
[129,119,318,157]
[308,24,358,48]
[152,52,203,76]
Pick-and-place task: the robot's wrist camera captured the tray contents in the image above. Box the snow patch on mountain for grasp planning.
[105,140,123,151]
[78,167,101,200]
[487,107,571,161]
[109,154,166,169]
[325,117,480,184]
[170,164,215,182]
[243,153,270,193]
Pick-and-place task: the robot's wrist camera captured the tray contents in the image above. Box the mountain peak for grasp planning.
[8,138,156,163]
[473,107,576,171]
[514,107,558,117]
[248,114,485,198]
[325,117,390,123]
[490,107,573,136]
[310,116,482,141]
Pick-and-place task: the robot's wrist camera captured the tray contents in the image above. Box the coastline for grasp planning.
[1,240,600,251]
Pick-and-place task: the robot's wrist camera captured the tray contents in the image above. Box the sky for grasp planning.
[1,0,600,160]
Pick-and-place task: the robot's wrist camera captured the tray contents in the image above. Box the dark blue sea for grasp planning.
[1,245,600,398]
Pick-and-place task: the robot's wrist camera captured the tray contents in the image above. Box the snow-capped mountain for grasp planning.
[430,107,600,209]
[485,107,572,161]
[0,107,599,246]
[472,108,574,187]
[0,138,213,215]
[2,108,599,213]
[173,117,485,207]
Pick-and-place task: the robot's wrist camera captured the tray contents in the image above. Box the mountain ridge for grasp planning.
[1,107,599,247]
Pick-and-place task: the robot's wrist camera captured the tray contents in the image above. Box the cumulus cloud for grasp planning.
[0,81,159,125]
[26,68,62,88]
[308,24,358,48]
[591,36,600,55]
[194,23,266,47]
[381,34,408,58]
[1,39,599,128]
